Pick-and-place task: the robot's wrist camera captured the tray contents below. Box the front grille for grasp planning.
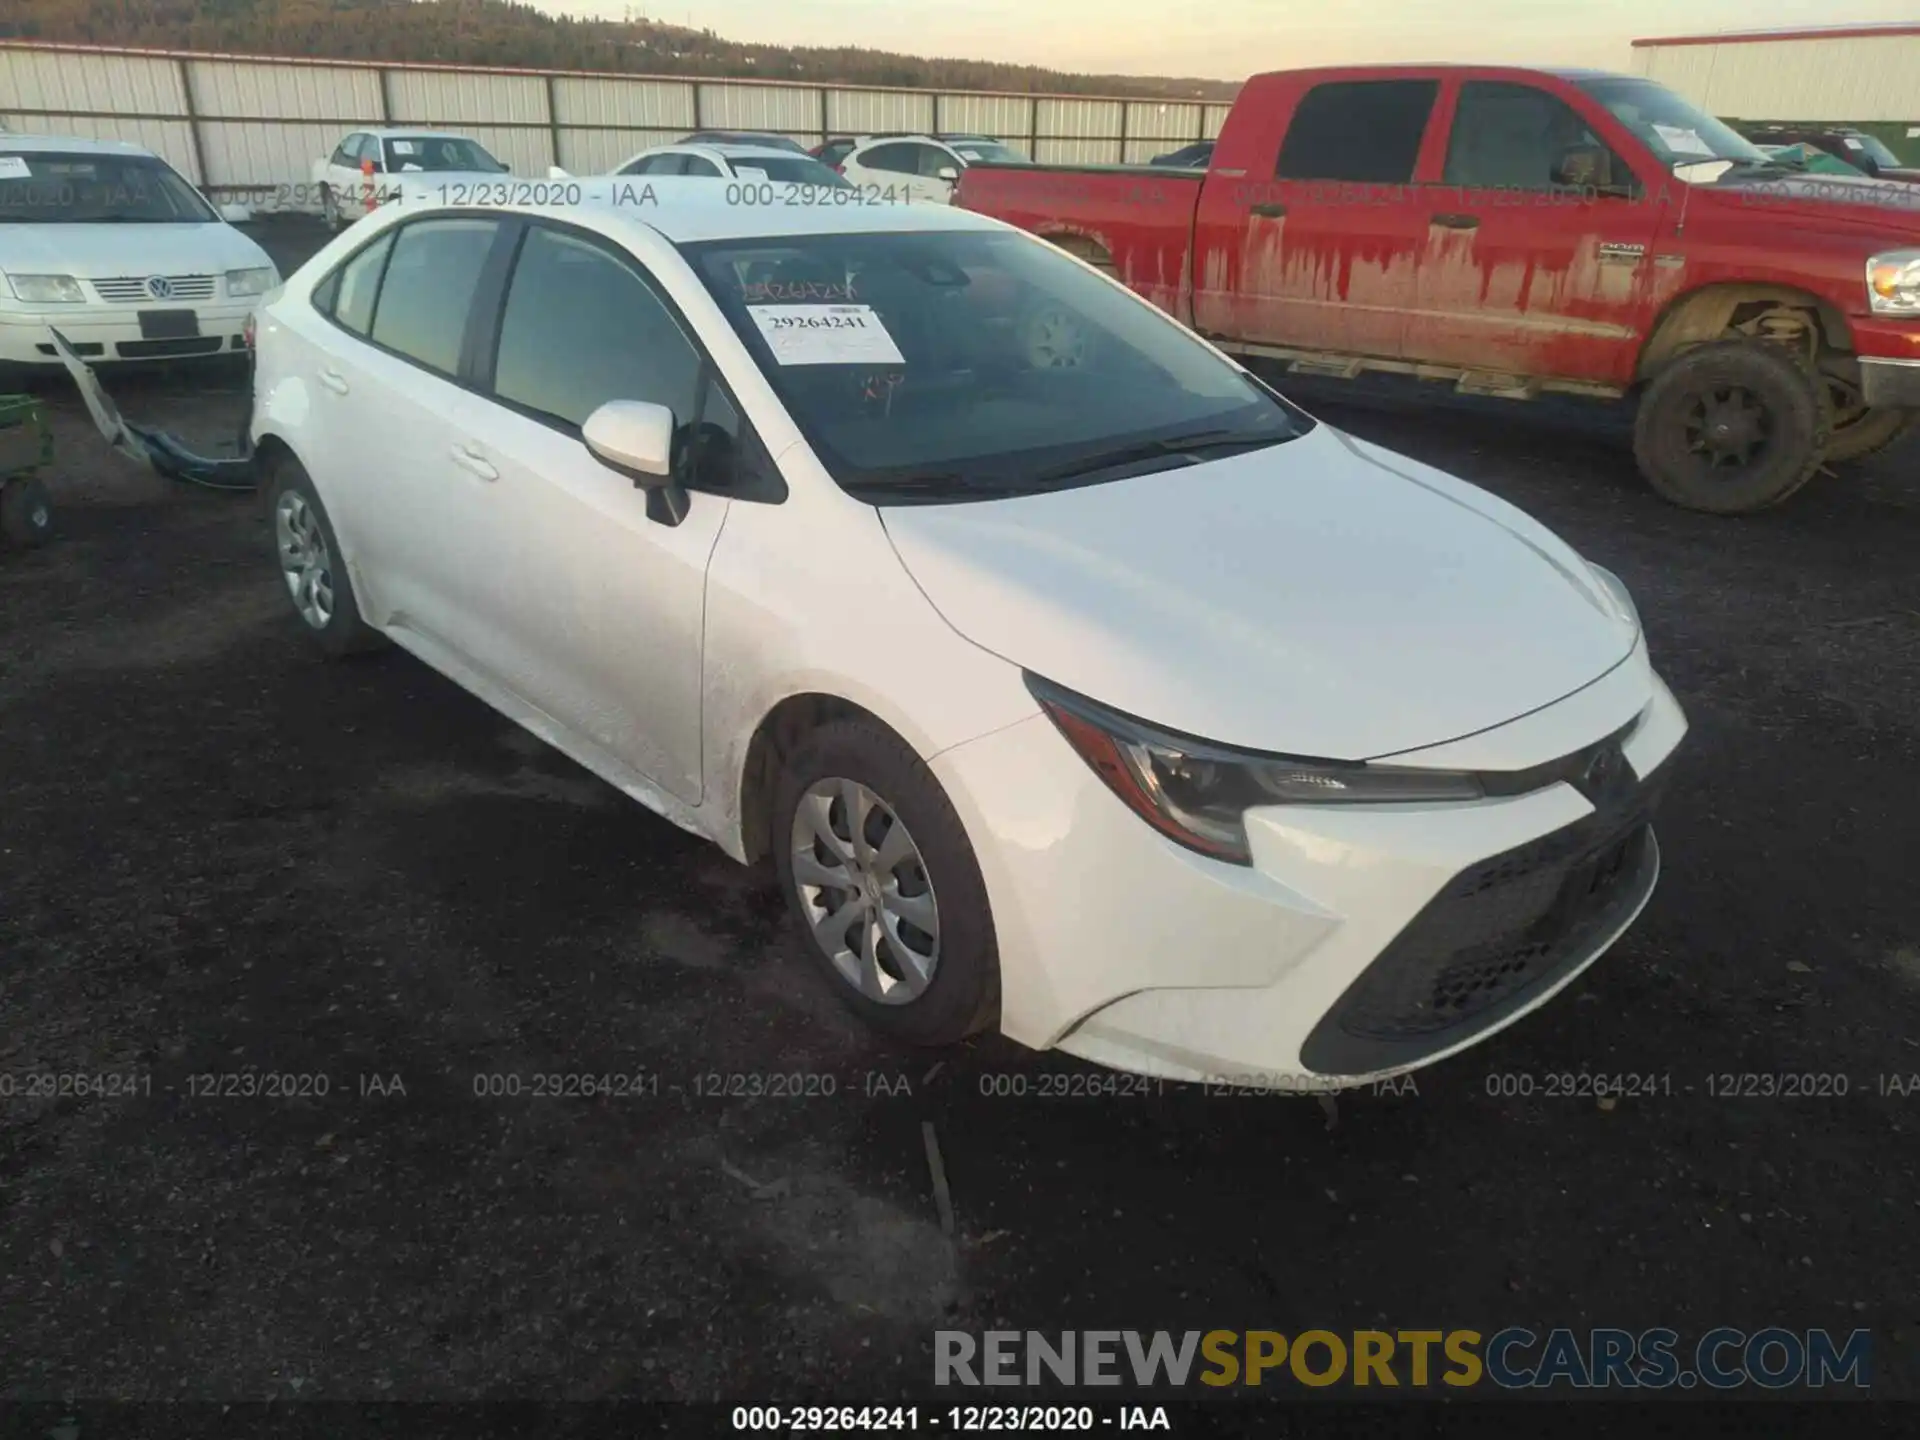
[90,275,218,303]
[1300,761,1669,1075]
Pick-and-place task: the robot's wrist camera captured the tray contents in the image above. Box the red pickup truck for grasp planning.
[957,65,1920,514]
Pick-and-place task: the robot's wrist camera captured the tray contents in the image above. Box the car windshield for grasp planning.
[953,142,1021,163]
[0,150,217,223]
[732,155,853,187]
[1574,77,1772,169]
[685,229,1309,502]
[385,136,505,172]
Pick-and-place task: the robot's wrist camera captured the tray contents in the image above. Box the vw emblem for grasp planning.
[146,275,175,300]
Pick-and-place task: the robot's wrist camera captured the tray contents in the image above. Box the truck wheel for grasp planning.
[1825,407,1918,466]
[1633,341,1830,515]
[0,476,54,549]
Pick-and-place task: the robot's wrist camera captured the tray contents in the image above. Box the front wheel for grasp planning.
[772,719,999,1047]
[1633,340,1831,514]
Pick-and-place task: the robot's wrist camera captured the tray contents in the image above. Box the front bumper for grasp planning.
[0,302,257,365]
[931,640,1688,1087]
[1858,357,1920,410]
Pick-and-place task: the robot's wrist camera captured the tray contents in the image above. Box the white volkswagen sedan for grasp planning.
[248,182,1687,1087]
[0,135,279,369]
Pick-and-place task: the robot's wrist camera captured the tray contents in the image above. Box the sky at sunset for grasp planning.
[533,0,1918,80]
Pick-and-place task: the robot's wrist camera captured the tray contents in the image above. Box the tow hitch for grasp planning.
[48,327,260,493]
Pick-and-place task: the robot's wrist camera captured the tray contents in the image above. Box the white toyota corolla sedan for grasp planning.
[248,180,1687,1087]
[0,134,279,369]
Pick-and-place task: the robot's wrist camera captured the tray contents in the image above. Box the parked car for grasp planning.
[956,65,1920,513]
[816,134,1020,171]
[679,131,810,154]
[838,135,1020,203]
[569,143,849,187]
[1739,123,1920,184]
[0,134,278,371]
[310,129,510,231]
[242,182,1686,1087]
[1150,140,1215,168]
[1755,142,1867,178]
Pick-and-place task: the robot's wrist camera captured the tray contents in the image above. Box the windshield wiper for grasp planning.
[1026,428,1285,485]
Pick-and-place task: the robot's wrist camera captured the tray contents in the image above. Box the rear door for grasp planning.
[1402,77,1664,385]
[1191,77,1441,359]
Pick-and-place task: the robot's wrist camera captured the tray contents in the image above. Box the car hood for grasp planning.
[0,222,272,278]
[1698,172,1920,233]
[879,424,1637,761]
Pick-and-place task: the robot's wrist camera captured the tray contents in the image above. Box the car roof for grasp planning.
[379,175,1007,244]
[0,132,156,157]
[362,128,480,141]
[699,144,820,160]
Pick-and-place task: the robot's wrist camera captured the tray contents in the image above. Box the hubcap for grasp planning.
[789,778,940,1004]
[1683,385,1771,471]
[274,490,335,630]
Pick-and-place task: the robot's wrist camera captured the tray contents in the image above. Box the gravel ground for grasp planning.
[3,219,1919,1407]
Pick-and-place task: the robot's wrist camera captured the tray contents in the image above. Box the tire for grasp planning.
[265,454,383,658]
[1633,340,1831,515]
[320,185,342,233]
[772,718,999,1047]
[1824,406,1918,466]
[0,476,54,549]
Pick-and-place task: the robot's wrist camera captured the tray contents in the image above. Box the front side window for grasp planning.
[1444,82,1631,192]
[680,155,723,178]
[685,228,1308,503]
[383,136,506,174]
[491,225,702,431]
[0,150,217,224]
[368,218,498,375]
[621,154,679,176]
[857,143,918,175]
[1276,80,1439,184]
[916,145,960,178]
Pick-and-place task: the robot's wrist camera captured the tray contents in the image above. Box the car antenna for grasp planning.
[1672,42,1721,239]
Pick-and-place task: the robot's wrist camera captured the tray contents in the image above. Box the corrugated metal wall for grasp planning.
[0,41,1230,208]
[1634,34,1920,125]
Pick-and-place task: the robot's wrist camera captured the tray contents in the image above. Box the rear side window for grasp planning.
[368,218,498,375]
[491,224,702,430]
[317,230,395,336]
[1276,80,1439,184]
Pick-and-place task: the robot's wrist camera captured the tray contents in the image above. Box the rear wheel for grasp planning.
[772,719,999,1047]
[1633,340,1830,514]
[320,185,342,232]
[266,455,382,658]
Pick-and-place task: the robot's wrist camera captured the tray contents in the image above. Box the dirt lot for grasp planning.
[4,218,1919,1405]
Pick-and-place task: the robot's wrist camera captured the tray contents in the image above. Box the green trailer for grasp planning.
[0,393,55,549]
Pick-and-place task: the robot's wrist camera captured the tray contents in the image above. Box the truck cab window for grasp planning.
[1276,80,1439,185]
[1444,82,1624,192]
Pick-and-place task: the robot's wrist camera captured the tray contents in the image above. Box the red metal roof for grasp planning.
[1632,23,1920,48]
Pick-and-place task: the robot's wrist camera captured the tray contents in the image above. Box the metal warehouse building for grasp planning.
[1631,22,1920,164]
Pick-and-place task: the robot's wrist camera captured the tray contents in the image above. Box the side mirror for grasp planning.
[584,399,676,482]
[935,166,960,183]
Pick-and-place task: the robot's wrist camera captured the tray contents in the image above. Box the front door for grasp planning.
[1191,77,1441,360]
[457,221,731,804]
[1404,79,1664,386]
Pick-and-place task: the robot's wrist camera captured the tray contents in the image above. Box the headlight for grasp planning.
[1867,249,1920,316]
[1585,561,1641,631]
[1027,674,1484,865]
[5,273,86,304]
[225,267,278,298]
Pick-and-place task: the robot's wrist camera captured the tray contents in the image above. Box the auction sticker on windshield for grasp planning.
[0,157,31,179]
[746,304,905,366]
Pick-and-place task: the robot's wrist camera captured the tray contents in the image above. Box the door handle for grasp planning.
[1250,202,1286,218]
[449,443,498,481]
[318,367,349,394]
[1431,212,1481,230]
